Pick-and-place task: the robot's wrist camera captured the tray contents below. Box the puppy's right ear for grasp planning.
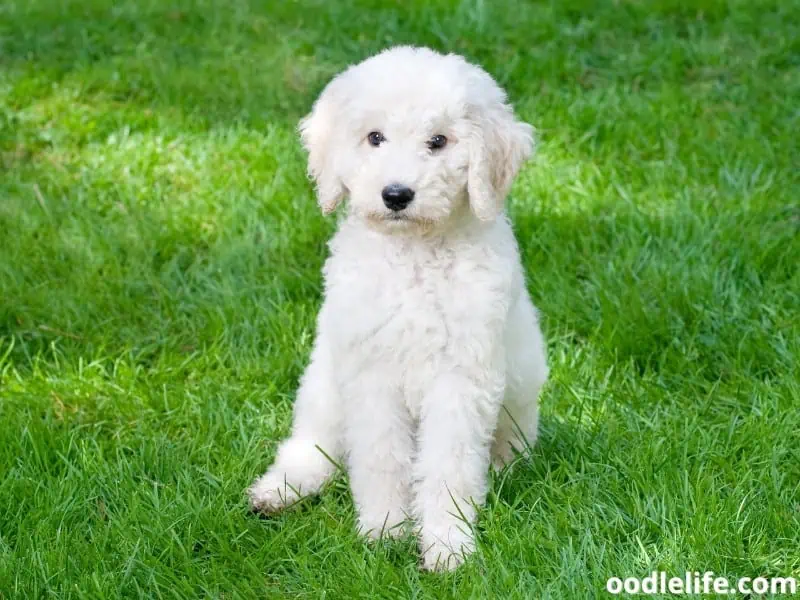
[299,82,346,214]
[467,103,534,222]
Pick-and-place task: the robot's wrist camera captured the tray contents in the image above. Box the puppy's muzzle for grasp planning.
[382,184,415,211]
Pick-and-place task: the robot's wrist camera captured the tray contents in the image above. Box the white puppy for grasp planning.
[249,46,548,571]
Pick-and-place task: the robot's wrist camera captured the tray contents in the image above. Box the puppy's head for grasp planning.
[300,46,534,230]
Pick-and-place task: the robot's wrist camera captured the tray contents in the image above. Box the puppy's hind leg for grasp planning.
[491,299,548,470]
[249,337,342,513]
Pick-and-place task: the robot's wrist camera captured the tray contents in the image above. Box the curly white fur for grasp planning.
[248,46,548,571]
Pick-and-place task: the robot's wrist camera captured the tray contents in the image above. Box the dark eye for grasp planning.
[427,134,447,150]
[367,131,385,147]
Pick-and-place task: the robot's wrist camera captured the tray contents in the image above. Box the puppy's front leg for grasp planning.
[414,373,503,571]
[345,374,413,540]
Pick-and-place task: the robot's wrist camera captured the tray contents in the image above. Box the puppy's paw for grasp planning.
[357,509,409,541]
[420,538,473,572]
[490,449,514,472]
[419,525,475,572]
[247,472,302,514]
[248,439,338,514]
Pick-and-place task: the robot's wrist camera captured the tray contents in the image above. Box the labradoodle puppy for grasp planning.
[249,46,548,571]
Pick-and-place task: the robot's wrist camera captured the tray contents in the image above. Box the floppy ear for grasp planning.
[299,82,346,215]
[467,102,535,221]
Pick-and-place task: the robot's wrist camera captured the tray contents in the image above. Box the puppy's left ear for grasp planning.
[467,101,535,221]
[299,80,346,215]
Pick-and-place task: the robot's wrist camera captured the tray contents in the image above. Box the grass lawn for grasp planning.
[1,0,799,597]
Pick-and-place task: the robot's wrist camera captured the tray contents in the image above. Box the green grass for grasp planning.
[1,0,799,597]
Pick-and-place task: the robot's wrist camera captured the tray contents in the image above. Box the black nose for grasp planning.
[382,184,415,211]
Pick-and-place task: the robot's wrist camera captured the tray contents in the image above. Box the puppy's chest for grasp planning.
[324,248,501,363]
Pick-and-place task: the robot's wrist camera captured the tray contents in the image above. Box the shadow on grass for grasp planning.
[6,0,789,133]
